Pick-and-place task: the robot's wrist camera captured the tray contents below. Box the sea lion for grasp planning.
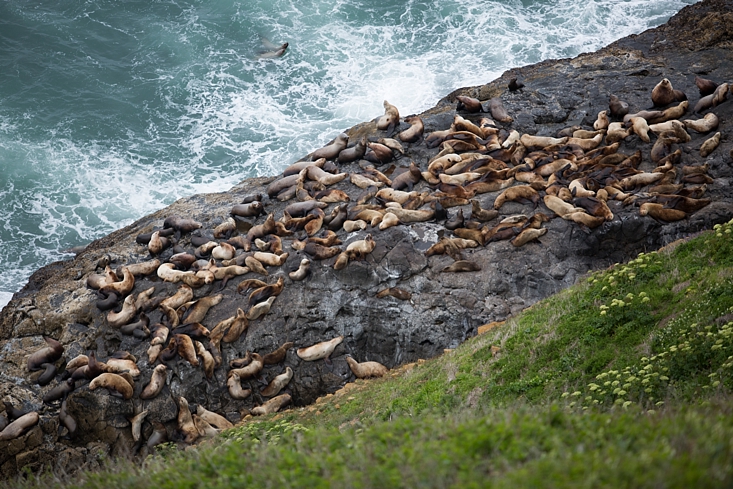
[120,259,161,278]
[700,132,721,157]
[261,367,293,397]
[311,134,349,161]
[251,393,292,416]
[229,352,263,380]
[106,295,137,328]
[248,276,285,307]
[520,134,568,149]
[42,378,75,404]
[59,398,77,438]
[593,110,609,131]
[180,294,223,324]
[346,356,388,378]
[227,373,252,400]
[376,100,400,134]
[651,78,685,107]
[350,172,384,189]
[606,122,631,143]
[338,137,367,163]
[213,217,237,239]
[316,188,351,203]
[253,251,288,267]
[27,336,64,372]
[297,336,343,361]
[164,216,202,233]
[156,263,206,288]
[247,296,276,321]
[195,341,215,379]
[488,97,512,123]
[390,161,422,191]
[86,266,119,290]
[89,373,133,399]
[543,195,583,217]
[609,94,629,118]
[625,116,651,143]
[129,410,148,443]
[258,343,292,367]
[256,40,288,59]
[175,334,199,367]
[288,258,311,281]
[562,211,605,229]
[386,207,434,223]
[146,422,169,450]
[176,397,199,444]
[244,255,269,276]
[304,241,341,260]
[66,354,89,371]
[510,227,548,246]
[140,364,168,400]
[343,219,368,233]
[375,287,412,300]
[695,76,718,96]
[105,358,141,378]
[493,185,539,209]
[100,267,135,297]
[0,412,39,441]
[507,77,524,91]
[684,113,719,133]
[639,203,686,222]
[398,116,424,143]
[651,100,689,123]
[196,405,233,430]
[425,238,478,257]
[442,260,481,273]
[456,95,483,112]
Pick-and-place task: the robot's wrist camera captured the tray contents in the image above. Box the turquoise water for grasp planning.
[0,0,697,307]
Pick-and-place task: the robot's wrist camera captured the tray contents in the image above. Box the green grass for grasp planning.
[18,220,733,488]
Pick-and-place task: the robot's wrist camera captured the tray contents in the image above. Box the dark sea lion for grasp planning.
[442,260,481,273]
[456,95,483,112]
[445,208,465,230]
[164,216,202,233]
[231,201,264,218]
[608,94,629,118]
[262,342,294,365]
[135,227,175,245]
[310,134,349,161]
[260,367,293,397]
[695,76,718,96]
[42,379,75,404]
[36,363,57,386]
[488,97,513,123]
[337,136,367,163]
[248,277,285,307]
[27,337,64,372]
[508,77,524,91]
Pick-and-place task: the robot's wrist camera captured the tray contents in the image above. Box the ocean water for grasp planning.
[0,0,697,309]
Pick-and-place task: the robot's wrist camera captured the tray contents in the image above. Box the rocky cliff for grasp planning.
[1,0,732,480]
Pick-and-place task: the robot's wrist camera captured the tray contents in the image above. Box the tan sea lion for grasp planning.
[375,287,412,300]
[425,238,478,257]
[493,185,539,209]
[107,295,137,328]
[120,259,161,277]
[227,373,252,400]
[261,367,293,397]
[377,100,400,133]
[196,405,233,430]
[562,211,605,228]
[456,95,483,112]
[247,296,276,321]
[297,336,343,361]
[105,358,141,378]
[520,134,568,149]
[700,132,721,157]
[398,116,424,143]
[346,356,388,378]
[251,394,291,416]
[195,341,215,379]
[626,117,651,142]
[639,203,686,221]
[289,258,311,281]
[89,373,133,399]
[177,396,198,444]
[684,113,719,133]
[593,110,609,130]
[130,410,149,442]
[175,334,199,366]
[510,227,548,246]
[221,308,249,343]
[140,364,168,400]
[488,97,512,123]
[229,352,263,380]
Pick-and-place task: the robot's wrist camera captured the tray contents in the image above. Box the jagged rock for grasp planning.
[1,0,733,480]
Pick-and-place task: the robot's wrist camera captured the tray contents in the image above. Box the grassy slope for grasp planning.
[23,221,733,488]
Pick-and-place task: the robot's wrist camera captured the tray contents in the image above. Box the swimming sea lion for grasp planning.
[256,40,288,59]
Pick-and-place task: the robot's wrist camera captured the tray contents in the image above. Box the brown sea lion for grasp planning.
[488,97,512,123]
[441,260,481,273]
[375,287,412,300]
[338,137,367,163]
[639,203,686,221]
[262,342,294,365]
[651,78,686,107]
[311,133,349,161]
